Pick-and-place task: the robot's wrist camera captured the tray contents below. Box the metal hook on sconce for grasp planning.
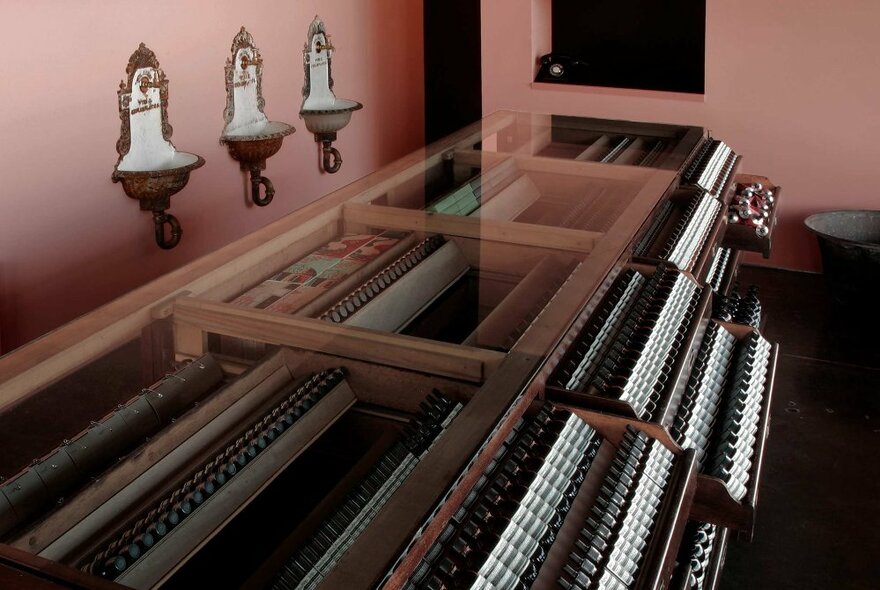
[249,166,275,206]
[153,211,182,250]
[322,141,342,174]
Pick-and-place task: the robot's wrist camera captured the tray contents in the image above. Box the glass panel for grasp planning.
[477,112,703,170]
[360,150,646,231]
[0,336,145,477]
[214,231,584,354]
[0,110,690,440]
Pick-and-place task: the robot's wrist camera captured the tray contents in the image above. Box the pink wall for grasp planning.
[0,0,424,352]
[482,0,880,272]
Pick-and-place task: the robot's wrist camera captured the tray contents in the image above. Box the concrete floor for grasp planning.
[719,266,880,590]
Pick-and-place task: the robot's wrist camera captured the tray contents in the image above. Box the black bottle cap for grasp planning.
[134,532,155,549]
[174,499,193,517]
[147,521,168,538]
[187,490,205,506]
[101,555,127,579]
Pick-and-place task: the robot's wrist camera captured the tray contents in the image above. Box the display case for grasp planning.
[0,111,782,589]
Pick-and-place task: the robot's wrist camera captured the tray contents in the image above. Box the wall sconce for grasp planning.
[300,16,363,174]
[220,27,295,207]
[112,43,204,250]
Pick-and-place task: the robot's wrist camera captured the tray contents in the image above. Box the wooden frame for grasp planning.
[481,112,705,172]
[630,155,741,282]
[343,202,603,253]
[14,352,293,555]
[171,297,505,384]
[26,346,483,582]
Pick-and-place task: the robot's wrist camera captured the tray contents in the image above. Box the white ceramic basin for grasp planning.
[300,99,363,134]
[220,120,295,142]
[114,151,204,176]
[112,150,205,207]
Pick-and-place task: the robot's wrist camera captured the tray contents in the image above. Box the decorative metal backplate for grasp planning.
[223,27,266,125]
[114,43,173,168]
[302,16,334,104]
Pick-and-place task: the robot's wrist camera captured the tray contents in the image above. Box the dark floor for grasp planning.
[719,266,880,590]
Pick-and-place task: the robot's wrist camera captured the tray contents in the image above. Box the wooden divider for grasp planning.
[343,202,602,253]
[171,297,505,383]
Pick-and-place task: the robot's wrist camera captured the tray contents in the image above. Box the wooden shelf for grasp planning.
[670,524,730,590]
[9,355,291,555]
[380,412,698,590]
[0,112,769,590]
[557,313,779,541]
[722,174,781,259]
[115,380,358,590]
[526,438,698,590]
[631,191,728,284]
[636,449,699,590]
[690,343,779,539]
[317,354,541,589]
[545,267,713,442]
[715,248,742,296]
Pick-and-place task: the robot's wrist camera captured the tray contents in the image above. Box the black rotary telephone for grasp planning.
[535,53,589,83]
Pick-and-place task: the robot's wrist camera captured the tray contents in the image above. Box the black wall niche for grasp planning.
[551,0,705,94]
[424,0,483,144]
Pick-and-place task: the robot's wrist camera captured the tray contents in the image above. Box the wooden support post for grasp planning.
[173,320,206,361]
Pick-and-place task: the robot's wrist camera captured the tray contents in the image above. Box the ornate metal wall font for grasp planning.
[220,27,296,207]
[112,43,204,249]
[300,16,363,174]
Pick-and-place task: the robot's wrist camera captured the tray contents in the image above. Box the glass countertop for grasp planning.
[0,110,701,440]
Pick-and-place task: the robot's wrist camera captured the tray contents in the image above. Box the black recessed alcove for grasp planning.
[548,0,706,94]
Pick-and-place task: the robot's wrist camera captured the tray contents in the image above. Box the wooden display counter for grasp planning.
[0,111,782,590]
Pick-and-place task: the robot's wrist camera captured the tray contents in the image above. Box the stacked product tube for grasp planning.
[658,195,722,271]
[635,194,722,273]
[553,267,703,421]
[681,139,737,198]
[271,391,463,590]
[705,248,733,293]
[403,406,601,590]
[712,287,762,328]
[671,326,772,501]
[320,235,447,324]
[671,323,738,467]
[672,522,721,590]
[705,333,771,501]
[558,426,676,590]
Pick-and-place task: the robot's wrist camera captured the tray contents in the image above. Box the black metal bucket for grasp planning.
[805,210,880,313]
